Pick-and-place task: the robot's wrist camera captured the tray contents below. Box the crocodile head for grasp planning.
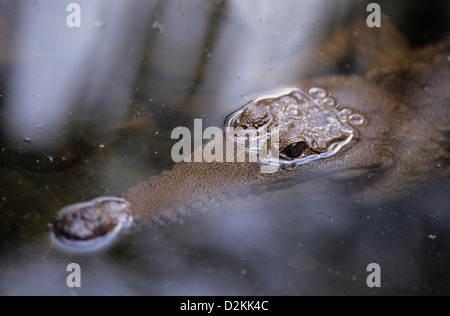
[226,87,367,167]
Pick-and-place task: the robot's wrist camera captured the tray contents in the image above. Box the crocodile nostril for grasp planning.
[53,196,132,251]
[56,207,117,241]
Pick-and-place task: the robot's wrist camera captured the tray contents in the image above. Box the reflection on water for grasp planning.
[0,0,449,295]
[2,183,450,295]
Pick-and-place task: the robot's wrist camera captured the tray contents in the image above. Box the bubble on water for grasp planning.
[323,97,336,106]
[152,21,164,33]
[203,49,211,58]
[308,87,328,99]
[348,113,365,126]
[338,108,352,121]
[240,269,247,276]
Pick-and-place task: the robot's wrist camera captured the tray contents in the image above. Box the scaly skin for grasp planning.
[53,19,450,249]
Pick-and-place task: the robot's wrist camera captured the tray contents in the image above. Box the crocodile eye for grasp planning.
[282,141,308,159]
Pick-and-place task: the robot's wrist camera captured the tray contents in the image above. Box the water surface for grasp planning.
[0,0,449,295]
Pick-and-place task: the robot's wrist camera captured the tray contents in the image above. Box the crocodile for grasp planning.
[53,19,450,250]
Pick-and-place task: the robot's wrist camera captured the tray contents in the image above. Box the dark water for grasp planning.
[0,0,449,295]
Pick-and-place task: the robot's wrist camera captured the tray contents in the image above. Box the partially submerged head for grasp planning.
[226,87,367,167]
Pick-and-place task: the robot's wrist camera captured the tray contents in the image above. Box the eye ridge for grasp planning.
[282,141,309,159]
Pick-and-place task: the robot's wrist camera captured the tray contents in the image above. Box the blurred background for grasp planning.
[0,0,449,295]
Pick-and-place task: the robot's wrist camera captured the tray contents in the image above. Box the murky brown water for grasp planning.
[0,0,449,295]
